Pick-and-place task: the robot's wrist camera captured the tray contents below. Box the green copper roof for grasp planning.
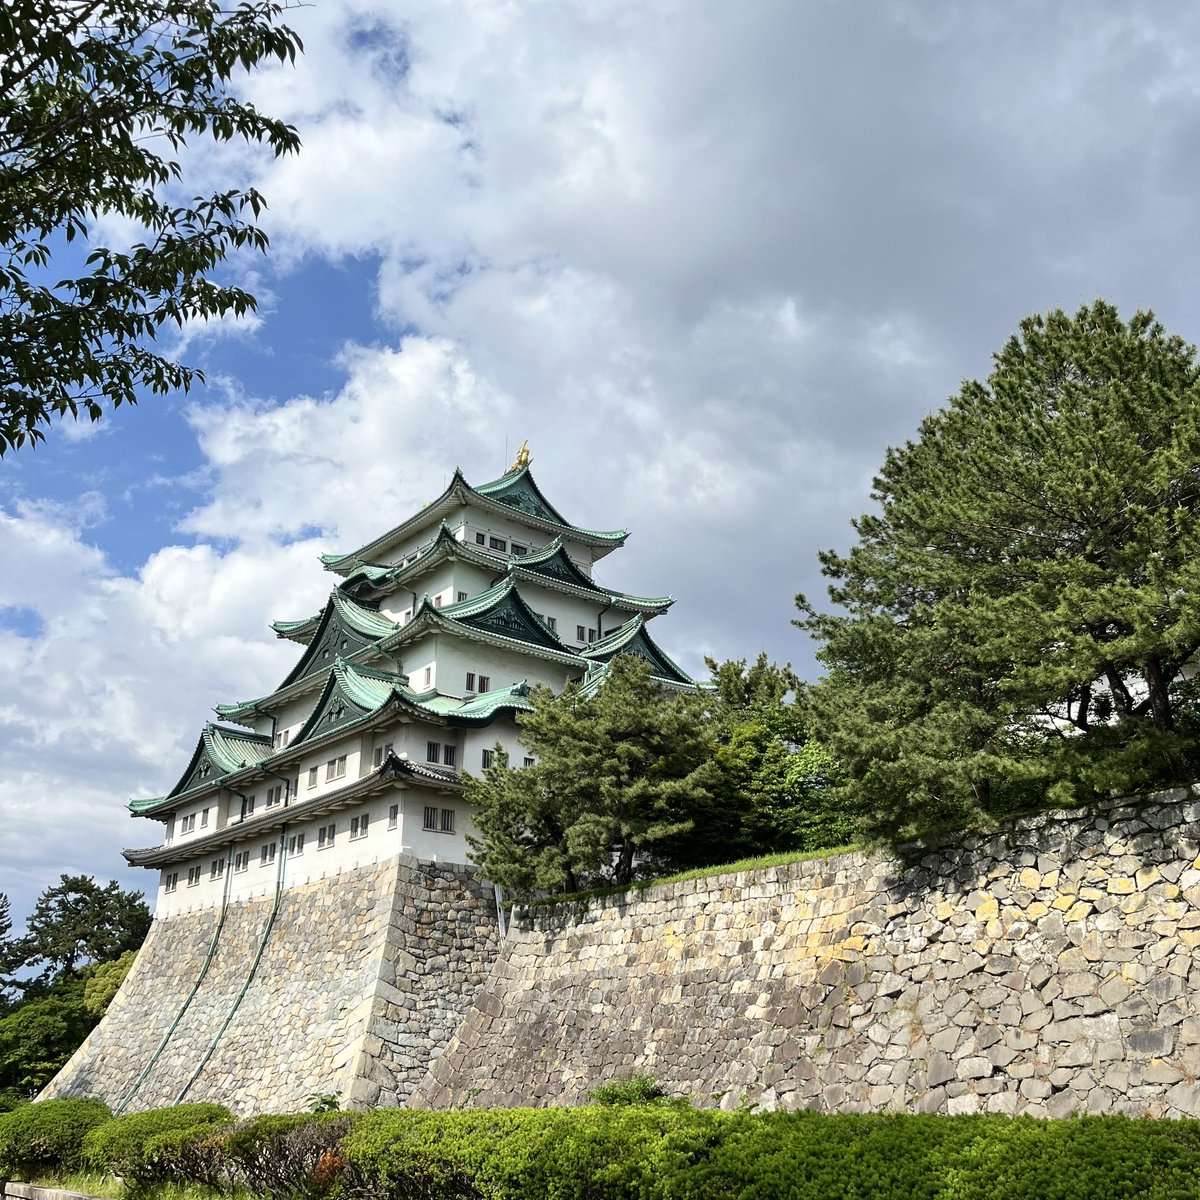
[421,680,535,720]
[580,614,696,686]
[322,467,628,574]
[510,536,674,613]
[438,576,575,653]
[129,724,272,814]
[289,660,407,748]
[270,614,321,644]
[276,592,395,689]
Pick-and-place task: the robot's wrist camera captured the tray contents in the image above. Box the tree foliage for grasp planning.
[20,875,150,984]
[466,656,720,895]
[797,301,1200,835]
[0,0,302,452]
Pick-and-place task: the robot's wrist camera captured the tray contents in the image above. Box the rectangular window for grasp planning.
[350,813,369,839]
[546,615,557,632]
[200,807,210,828]
[187,866,202,887]
[164,872,178,893]
[478,675,490,692]
[288,832,305,856]
[423,805,438,831]
[588,628,597,643]
[443,744,456,768]
[475,531,486,545]
[373,743,393,767]
[424,666,432,687]
[465,671,475,691]
[440,808,456,834]
[307,766,318,789]
[243,795,256,817]
[260,842,276,867]
[181,813,196,833]
[511,543,527,556]
[266,785,283,807]
[281,729,291,747]
[318,822,336,849]
[457,591,468,602]
[234,850,250,873]
[209,858,224,879]
[481,748,494,770]
[388,803,399,829]
[326,755,346,781]
[489,535,506,551]
[402,608,412,623]
[524,757,535,768]
[576,624,586,642]
[433,594,442,607]
[426,741,440,764]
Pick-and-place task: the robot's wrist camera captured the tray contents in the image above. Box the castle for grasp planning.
[126,448,697,920]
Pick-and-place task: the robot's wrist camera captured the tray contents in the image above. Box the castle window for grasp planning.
[318,823,336,849]
[373,743,393,767]
[426,741,441,764]
[288,833,305,856]
[524,757,535,768]
[181,813,196,834]
[475,532,486,545]
[481,748,494,769]
[325,755,346,781]
[457,591,468,602]
[576,625,586,642]
[465,671,475,691]
[489,536,506,551]
[307,767,318,788]
[546,616,557,632]
[588,628,597,642]
[424,666,432,687]
[350,813,369,839]
[164,872,179,893]
[478,675,490,692]
[443,745,456,768]
[201,807,210,828]
[243,795,256,818]
[266,785,284,807]
[259,842,276,867]
[433,595,442,607]
[234,850,250,873]
[209,858,224,879]
[187,866,202,887]
[388,804,399,829]
[423,805,438,831]
[402,609,412,623]
[511,544,527,556]
[440,808,456,834]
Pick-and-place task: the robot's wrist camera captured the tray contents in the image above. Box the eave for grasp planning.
[321,468,628,576]
[579,614,697,687]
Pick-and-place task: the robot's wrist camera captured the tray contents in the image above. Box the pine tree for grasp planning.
[796,301,1200,835]
[466,655,719,896]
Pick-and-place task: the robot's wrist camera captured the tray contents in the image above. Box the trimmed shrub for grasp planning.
[0,1097,111,1180]
[588,1073,670,1106]
[139,1120,235,1192]
[83,1103,233,1187]
[222,1111,361,1199]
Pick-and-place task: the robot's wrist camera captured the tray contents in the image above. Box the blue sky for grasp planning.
[5,1,1200,926]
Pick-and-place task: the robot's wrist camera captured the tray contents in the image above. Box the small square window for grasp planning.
[511,543,527,556]
[481,748,494,769]
[440,808,456,834]
[426,741,441,764]
[524,757,535,768]
[318,823,336,849]
[478,675,490,692]
[465,671,475,691]
[433,595,442,608]
[457,590,468,602]
[388,803,399,829]
[489,535,507,551]
[546,616,557,632]
[187,866,201,887]
[209,858,224,879]
[475,532,486,545]
[307,767,318,788]
[443,744,456,768]
[260,842,276,866]
[234,851,249,873]
[288,833,305,855]
[350,813,369,839]
[423,805,438,831]
[326,755,346,781]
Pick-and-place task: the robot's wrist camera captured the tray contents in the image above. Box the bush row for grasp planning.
[6,1097,1200,1199]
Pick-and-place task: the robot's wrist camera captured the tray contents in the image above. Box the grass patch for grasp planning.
[32,1174,246,1200]
[522,843,862,910]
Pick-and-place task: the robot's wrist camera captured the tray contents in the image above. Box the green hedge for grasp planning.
[0,1097,111,1180]
[82,1103,233,1187]
[222,1111,360,1199]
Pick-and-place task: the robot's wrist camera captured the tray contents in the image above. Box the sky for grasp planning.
[5,1,1200,926]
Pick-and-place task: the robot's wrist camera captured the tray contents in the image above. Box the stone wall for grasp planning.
[414,789,1200,1118]
[43,856,497,1114]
